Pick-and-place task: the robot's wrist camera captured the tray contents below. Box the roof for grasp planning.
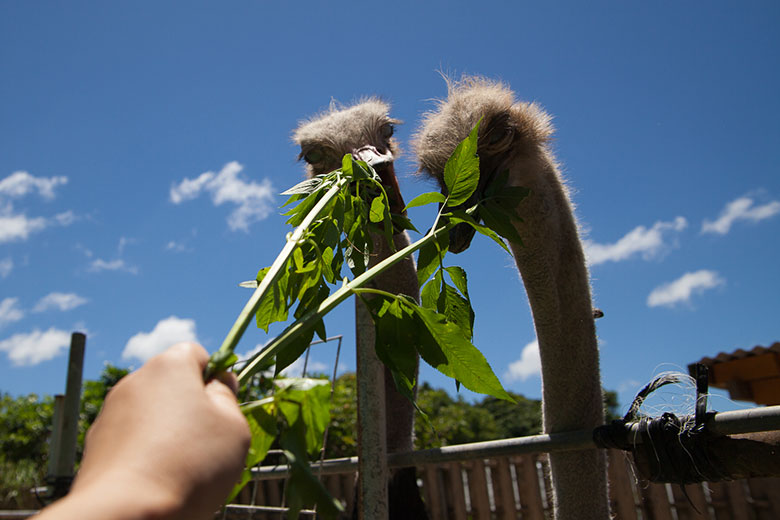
[689,342,780,406]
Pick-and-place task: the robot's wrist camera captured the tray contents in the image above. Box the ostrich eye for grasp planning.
[380,124,394,139]
[303,149,324,164]
[489,128,511,145]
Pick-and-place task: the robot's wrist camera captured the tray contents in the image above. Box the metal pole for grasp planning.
[251,405,780,480]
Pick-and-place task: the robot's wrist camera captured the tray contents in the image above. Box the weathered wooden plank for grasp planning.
[466,459,492,520]
[341,473,356,513]
[423,465,446,520]
[492,457,517,519]
[707,481,746,520]
[513,455,544,520]
[265,479,281,507]
[746,477,780,520]
[638,482,675,520]
[444,462,468,520]
[607,451,638,519]
[669,483,710,520]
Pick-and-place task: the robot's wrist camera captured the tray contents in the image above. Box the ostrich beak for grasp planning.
[449,217,478,254]
[448,151,508,254]
[353,145,406,215]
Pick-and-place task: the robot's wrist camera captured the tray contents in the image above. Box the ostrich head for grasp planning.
[293,99,406,214]
[414,76,556,252]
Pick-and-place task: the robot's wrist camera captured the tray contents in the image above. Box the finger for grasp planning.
[205,376,244,415]
[214,370,240,396]
[166,341,210,370]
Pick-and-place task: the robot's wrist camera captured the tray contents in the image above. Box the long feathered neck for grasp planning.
[505,149,609,519]
[506,151,601,429]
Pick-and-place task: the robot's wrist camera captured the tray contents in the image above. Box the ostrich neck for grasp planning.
[506,154,604,434]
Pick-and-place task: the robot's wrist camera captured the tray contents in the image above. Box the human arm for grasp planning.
[38,342,251,520]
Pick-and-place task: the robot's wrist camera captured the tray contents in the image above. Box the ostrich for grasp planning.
[293,99,428,519]
[414,77,610,519]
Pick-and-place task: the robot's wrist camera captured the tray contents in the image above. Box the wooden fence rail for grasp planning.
[228,450,780,519]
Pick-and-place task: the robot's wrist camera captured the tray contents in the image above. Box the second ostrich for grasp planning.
[414,77,610,519]
[293,99,427,519]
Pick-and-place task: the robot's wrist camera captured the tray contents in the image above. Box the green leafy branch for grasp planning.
[207,120,529,518]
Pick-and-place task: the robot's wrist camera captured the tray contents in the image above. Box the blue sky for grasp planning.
[2,2,779,415]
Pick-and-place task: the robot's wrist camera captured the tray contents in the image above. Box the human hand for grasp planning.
[40,342,251,520]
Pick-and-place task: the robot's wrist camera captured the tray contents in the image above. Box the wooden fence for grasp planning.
[228,451,780,519]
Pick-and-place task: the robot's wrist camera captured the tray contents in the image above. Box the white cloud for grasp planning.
[701,196,780,235]
[33,292,88,313]
[0,210,48,243]
[118,236,137,255]
[170,171,214,204]
[0,297,25,328]
[54,211,77,226]
[0,172,73,244]
[0,328,71,366]
[0,257,12,278]
[122,316,199,362]
[0,171,67,200]
[165,240,192,253]
[88,258,139,275]
[170,161,274,231]
[0,205,76,245]
[583,217,688,266]
[504,340,541,382]
[647,270,725,308]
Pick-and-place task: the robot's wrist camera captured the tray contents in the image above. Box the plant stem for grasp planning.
[205,179,347,380]
[237,221,455,384]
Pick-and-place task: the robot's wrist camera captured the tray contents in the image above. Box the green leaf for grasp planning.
[416,230,449,287]
[443,119,481,207]
[278,380,331,456]
[404,191,446,212]
[444,266,470,299]
[480,203,524,247]
[438,281,474,341]
[226,402,278,503]
[369,195,386,223]
[275,327,315,376]
[284,190,323,227]
[447,213,511,254]
[412,305,514,402]
[293,247,305,271]
[421,270,442,310]
[321,247,335,283]
[277,390,344,519]
[391,213,419,233]
[255,267,290,332]
[281,176,324,196]
[368,298,419,386]
[350,158,377,181]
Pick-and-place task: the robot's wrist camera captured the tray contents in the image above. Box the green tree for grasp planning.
[414,383,501,448]
[0,393,54,508]
[323,373,358,458]
[0,364,128,509]
[480,392,543,438]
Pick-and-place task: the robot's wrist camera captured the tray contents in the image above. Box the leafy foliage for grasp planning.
[204,120,537,515]
[228,378,343,518]
[229,137,517,403]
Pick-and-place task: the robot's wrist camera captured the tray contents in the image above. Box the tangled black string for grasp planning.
[593,364,726,485]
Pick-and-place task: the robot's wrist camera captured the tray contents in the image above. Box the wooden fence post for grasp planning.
[46,332,86,499]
